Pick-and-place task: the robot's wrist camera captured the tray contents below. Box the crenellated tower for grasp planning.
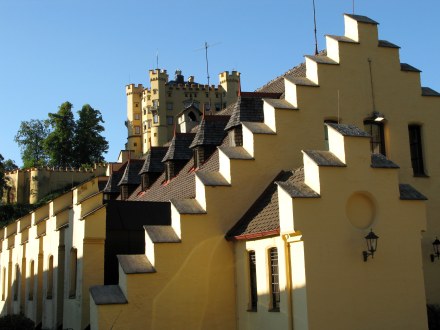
[125,84,144,158]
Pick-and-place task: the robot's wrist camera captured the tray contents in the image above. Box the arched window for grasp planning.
[13,264,20,301]
[269,247,280,311]
[28,261,34,300]
[188,111,196,122]
[364,120,386,155]
[248,251,258,311]
[69,248,77,298]
[2,267,6,301]
[408,124,426,176]
[47,256,54,299]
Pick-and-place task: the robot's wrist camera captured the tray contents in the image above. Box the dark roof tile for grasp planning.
[422,87,440,96]
[189,115,229,148]
[162,133,196,162]
[378,40,400,48]
[371,154,399,168]
[399,184,428,200]
[345,14,378,25]
[303,150,346,167]
[118,159,144,186]
[139,147,168,174]
[326,123,370,137]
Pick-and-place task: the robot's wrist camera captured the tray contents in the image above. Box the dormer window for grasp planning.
[120,185,129,200]
[229,126,243,147]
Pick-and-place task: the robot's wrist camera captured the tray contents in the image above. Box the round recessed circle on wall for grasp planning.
[346,192,376,229]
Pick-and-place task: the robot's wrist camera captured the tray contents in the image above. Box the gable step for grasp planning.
[117,254,156,274]
[401,63,421,73]
[196,171,230,186]
[170,198,206,214]
[325,34,358,44]
[285,76,319,87]
[305,55,338,65]
[378,39,400,48]
[263,98,298,110]
[90,285,128,305]
[144,225,181,243]
[422,87,440,97]
[218,146,254,160]
[241,122,275,135]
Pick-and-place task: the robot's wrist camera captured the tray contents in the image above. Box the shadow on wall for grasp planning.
[0,254,82,330]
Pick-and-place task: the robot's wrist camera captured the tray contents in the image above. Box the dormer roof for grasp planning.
[189,115,229,148]
[225,92,281,131]
[139,147,168,175]
[118,159,144,186]
[162,133,196,162]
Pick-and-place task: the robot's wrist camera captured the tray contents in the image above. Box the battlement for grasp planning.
[5,163,107,176]
[219,70,240,83]
[126,84,144,95]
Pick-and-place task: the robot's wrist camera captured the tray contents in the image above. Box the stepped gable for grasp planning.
[117,159,144,186]
[162,133,196,162]
[103,162,128,194]
[256,50,327,94]
[139,147,168,175]
[225,92,282,131]
[189,115,229,148]
[226,169,302,240]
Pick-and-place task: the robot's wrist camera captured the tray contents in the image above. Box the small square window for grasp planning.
[135,126,140,134]
[134,113,140,120]
[167,102,173,111]
[167,116,174,125]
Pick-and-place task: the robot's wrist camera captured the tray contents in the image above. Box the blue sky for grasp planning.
[1,1,439,166]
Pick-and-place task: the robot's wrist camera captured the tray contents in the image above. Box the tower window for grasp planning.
[69,248,77,298]
[248,251,258,311]
[364,120,386,155]
[269,248,280,311]
[408,125,425,176]
[167,116,174,125]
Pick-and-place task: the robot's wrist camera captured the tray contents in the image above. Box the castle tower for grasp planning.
[125,84,144,158]
[219,71,240,102]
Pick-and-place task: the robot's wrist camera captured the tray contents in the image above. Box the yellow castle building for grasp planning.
[0,13,440,330]
[126,69,240,158]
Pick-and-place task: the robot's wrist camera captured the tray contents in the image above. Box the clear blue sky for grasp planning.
[1,1,439,166]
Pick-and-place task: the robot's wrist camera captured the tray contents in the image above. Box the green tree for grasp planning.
[74,104,109,167]
[14,119,50,168]
[0,154,5,201]
[45,101,76,167]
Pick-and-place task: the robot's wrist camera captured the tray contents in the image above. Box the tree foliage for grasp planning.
[14,119,50,168]
[13,101,109,169]
[0,154,17,201]
[45,101,77,167]
[74,104,109,167]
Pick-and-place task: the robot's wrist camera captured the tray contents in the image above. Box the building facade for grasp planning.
[0,13,439,330]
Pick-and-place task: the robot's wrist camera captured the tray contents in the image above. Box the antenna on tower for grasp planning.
[312,0,319,55]
[352,0,355,14]
[156,50,159,69]
[195,41,221,86]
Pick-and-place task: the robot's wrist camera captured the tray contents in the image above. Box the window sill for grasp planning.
[247,308,257,313]
[269,308,280,313]
[413,174,429,178]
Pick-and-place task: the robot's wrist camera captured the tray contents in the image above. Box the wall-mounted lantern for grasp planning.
[363,229,379,262]
[371,111,385,122]
[430,237,440,262]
